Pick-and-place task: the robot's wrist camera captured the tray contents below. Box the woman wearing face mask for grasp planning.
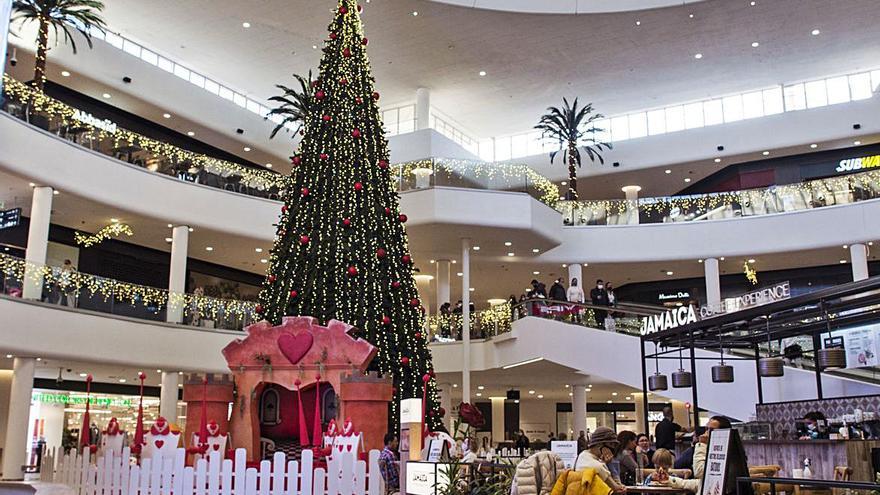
[574,426,627,493]
[799,411,828,440]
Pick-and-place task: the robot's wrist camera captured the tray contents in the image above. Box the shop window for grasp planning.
[260,388,281,426]
[610,116,630,141]
[173,64,190,81]
[628,112,648,139]
[122,39,141,58]
[742,91,764,119]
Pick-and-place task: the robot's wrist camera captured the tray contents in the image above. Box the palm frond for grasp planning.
[12,0,106,53]
[535,97,611,169]
[266,70,316,139]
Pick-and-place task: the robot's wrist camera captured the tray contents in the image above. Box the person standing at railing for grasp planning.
[605,283,618,332]
[589,280,610,329]
[567,279,585,323]
[530,279,547,298]
[55,259,77,308]
[549,278,567,301]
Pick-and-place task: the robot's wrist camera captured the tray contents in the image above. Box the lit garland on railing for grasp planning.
[394,158,561,207]
[559,169,880,218]
[424,303,515,337]
[0,254,257,321]
[74,223,134,247]
[2,74,282,191]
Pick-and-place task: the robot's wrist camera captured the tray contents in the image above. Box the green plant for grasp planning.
[535,97,611,200]
[266,70,316,139]
[12,0,107,91]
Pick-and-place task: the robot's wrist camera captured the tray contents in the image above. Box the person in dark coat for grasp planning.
[589,279,610,329]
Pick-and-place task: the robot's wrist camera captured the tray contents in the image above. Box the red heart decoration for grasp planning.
[277,333,314,365]
[213,444,221,451]
[155,440,164,449]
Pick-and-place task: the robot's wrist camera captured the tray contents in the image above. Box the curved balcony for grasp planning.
[428,0,707,14]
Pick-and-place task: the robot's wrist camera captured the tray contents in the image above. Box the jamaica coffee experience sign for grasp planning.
[640,305,698,336]
[701,429,752,495]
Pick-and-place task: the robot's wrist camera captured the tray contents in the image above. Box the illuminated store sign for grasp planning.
[836,154,880,173]
[700,281,790,318]
[32,392,132,407]
[659,291,691,301]
[72,109,118,134]
[640,305,698,335]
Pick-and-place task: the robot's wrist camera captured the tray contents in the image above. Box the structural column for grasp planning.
[490,397,505,445]
[23,186,53,300]
[435,260,451,314]
[704,258,721,313]
[850,243,869,281]
[461,238,471,403]
[567,263,583,290]
[0,0,12,95]
[159,372,179,421]
[621,185,641,225]
[571,385,587,437]
[633,392,647,435]
[415,88,431,131]
[166,225,189,323]
[2,357,36,480]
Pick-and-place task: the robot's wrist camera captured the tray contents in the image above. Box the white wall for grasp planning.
[388,129,480,163]
[517,398,558,440]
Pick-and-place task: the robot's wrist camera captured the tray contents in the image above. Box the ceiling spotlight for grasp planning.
[532,248,540,253]
[666,271,674,276]
[164,237,172,242]
[720,256,726,261]
[698,259,703,263]
[205,246,214,251]
[840,260,847,264]
[312,45,318,50]
[412,11,418,16]
[694,53,703,59]
[265,163,273,168]
[102,93,111,99]
[472,246,480,251]
[762,151,770,156]
[507,252,515,257]
[61,70,71,77]
[606,400,613,404]
[537,394,544,399]
[260,259,268,263]
[664,169,671,174]
[477,385,484,390]
[562,264,567,268]
[79,372,87,377]
[453,384,458,388]
[528,390,535,394]
[475,393,482,397]
[810,143,818,149]
[714,158,722,163]
[457,272,463,276]
[478,71,486,77]
[243,147,251,152]
[469,287,475,292]
[242,22,251,28]
[255,248,263,253]
[635,20,641,26]
[560,181,567,186]
[684,178,692,183]
[843,245,849,249]
[750,1,756,5]
[162,113,171,119]
[811,29,820,36]
[53,190,59,195]
[751,41,760,47]
[504,241,512,247]
[688,13,694,18]
[533,271,540,275]
[612,392,618,396]
[854,140,862,145]
[110,218,119,223]
[748,259,756,263]
[187,131,195,136]
[626,396,632,400]
[119,378,126,383]
[429,259,435,263]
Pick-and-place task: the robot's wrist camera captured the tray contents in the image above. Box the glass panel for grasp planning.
[157,57,174,73]
[122,39,141,57]
[246,99,261,114]
[593,118,611,143]
[398,119,414,134]
[218,86,234,101]
[703,99,724,125]
[804,80,828,108]
[872,70,880,91]
[646,109,666,135]
[104,32,124,49]
[173,64,190,81]
[683,102,704,129]
[825,76,850,104]
[203,79,220,95]
[527,132,543,156]
[398,105,414,127]
[189,72,205,88]
[495,136,512,161]
[140,49,158,66]
[628,112,648,139]
[610,116,630,141]
[511,134,529,158]
[722,94,744,122]
[741,91,764,119]
[783,83,806,110]
[232,93,247,108]
[849,73,873,100]
[665,105,685,132]
[479,140,495,162]
[762,87,784,115]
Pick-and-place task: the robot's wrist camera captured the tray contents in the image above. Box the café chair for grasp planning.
[831,467,853,495]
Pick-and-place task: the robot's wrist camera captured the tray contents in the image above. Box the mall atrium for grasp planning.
[1,0,880,493]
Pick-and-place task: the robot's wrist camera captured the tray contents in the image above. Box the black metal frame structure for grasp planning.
[639,276,880,429]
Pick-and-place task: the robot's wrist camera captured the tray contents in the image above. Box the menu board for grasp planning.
[0,208,21,230]
[551,441,578,469]
[701,429,752,495]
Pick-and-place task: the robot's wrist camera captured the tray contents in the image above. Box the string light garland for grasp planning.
[0,254,257,321]
[74,222,134,247]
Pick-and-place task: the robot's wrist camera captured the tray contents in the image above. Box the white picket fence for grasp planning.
[40,446,384,495]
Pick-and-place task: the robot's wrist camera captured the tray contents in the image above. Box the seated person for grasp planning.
[799,411,829,440]
[574,427,626,493]
[650,449,701,493]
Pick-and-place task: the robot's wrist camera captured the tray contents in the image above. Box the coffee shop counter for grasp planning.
[742,439,880,481]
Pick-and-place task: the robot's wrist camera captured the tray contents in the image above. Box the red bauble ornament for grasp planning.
[378,159,388,169]
[301,187,310,196]
[402,255,412,264]
[376,248,386,258]
[255,304,264,313]
[289,290,298,298]
[339,78,348,85]
[401,357,410,366]
[391,281,401,289]
[422,374,431,383]
[268,275,276,283]
[415,332,422,339]
[357,4,363,12]
[342,48,351,58]
[361,37,369,45]
[339,6,348,14]
[300,235,310,245]
[299,130,305,136]
[315,90,325,100]
[410,298,420,307]
[342,218,351,227]
[322,114,331,122]
[329,32,338,40]
[311,80,320,88]
[399,214,408,223]
[372,91,380,100]
[355,97,363,104]
[384,207,392,216]
[320,153,329,160]
[347,266,358,276]
[354,182,363,191]
[382,316,391,325]
[291,155,302,165]
[352,128,361,138]
[281,205,288,213]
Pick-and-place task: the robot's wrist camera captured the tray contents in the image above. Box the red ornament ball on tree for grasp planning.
[268,275,276,283]
[372,91,380,100]
[255,304,264,313]
[399,214,408,223]
[291,155,301,165]
[339,6,347,14]
[329,32,337,40]
[401,357,410,366]
[355,97,363,104]
[289,290,298,298]
[384,207,392,216]
[352,128,361,138]
[315,90,325,100]
[361,37,369,45]
[382,316,391,325]
[281,205,287,213]
[402,255,412,264]
[357,4,363,12]
[415,332,422,339]
[347,266,358,276]
[300,235,310,245]
[301,187,310,196]
[342,218,351,227]
[410,298,420,307]
[342,48,351,58]
[322,114,331,122]
[376,248,386,258]
[354,182,363,191]
[391,281,401,289]
[339,78,348,85]
[320,153,329,160]
[423,374,431,383]
[378,159,388,169]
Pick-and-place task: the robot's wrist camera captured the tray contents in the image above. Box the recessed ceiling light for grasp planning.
[110,218,119,223]
[666,271,674,276]
[79,372,87,377]
[156,369,162,373]
[688,13,694,18]
[698,259,703,263]
[412,11,418,16]
[664,169,672,174]
[751,41,760,47]
[255,248,263,252]
[694,53,703,59]
[242,22,251,28]
[473,246,480,251]
[452,384,458,388]
[528,390,535,394]
[5,354,12,358]
[119,378,126,383]
[532,248,540,253]
[36,357,42,361]
[475,393,482,397]
[854,140,862,145]
[533,271,540,275]
[750,1,756,5]
[811,29,820,36]
[260,258,268,264]
[187,131,195,136]
[560,181,567,185]
[61,70,71,77]
[451,260,457,264]
[720,256,725,261]
[28,182,35,187]
[188,227,194,232]
[507,252,515,257]
[626,396,632,400]
[457,272,463,276]
[265,163,273,168]
[635,20,641,26]
[762,151,770,156]
[537,394,544,399]
[429,259,435,263]
[565,384,570,388]
[612,392,618,396]
[205,246,214,251]
[714,158,722,163]
[504,241,512,246]
[102,93,111,99]
[164,237,172,242]
[243,147,251,152]
[810,143,818,149]
[162,113,171,119]
[477,386,484,390]
[478,71,486,77]
[167,223,173,228]
[869,241,874,246]
[684,178,692,183]
[53,190,59,195]
[469,287,475,292]
[843,245,849,249]
[569,392,573,396]
[748,259,756,263]
[312,45,318,50]
[840,260,847,264]
[606,400,613,404]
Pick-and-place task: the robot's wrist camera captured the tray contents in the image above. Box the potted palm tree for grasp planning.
[11,0,107,91]
[535,97,611,200]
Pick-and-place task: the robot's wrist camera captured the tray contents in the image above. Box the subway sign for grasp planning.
[32,392,132,407]
[836,154,880,173]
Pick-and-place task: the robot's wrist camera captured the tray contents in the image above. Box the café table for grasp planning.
[625,486,692,495]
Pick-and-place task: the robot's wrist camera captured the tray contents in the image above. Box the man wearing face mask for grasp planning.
[575,426,627,493]
[590,279,610,329]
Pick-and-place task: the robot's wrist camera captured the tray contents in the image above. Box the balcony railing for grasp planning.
[559,168,880,225]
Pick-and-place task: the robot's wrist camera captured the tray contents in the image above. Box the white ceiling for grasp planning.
[86,0,880,137]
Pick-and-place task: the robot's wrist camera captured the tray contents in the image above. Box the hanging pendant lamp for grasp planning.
[672,346,693,388]
[759,316,785,377]
[817,305,846,370]
[712,332,734,383]
[648,343,668,391]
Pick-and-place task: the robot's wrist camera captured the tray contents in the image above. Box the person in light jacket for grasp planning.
[567,278,585,322]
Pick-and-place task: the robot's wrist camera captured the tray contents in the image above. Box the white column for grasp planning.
[704,258,721,313]
[850,243,869,281]
[621,185,641,225]
[0,1,12,94]
[436,260,450,314]
[166,225,189,323]
[159,372,179,421]
[415,88,431,131]
[23,186,53,300]
[461,238,471,403]
[491,397,505,444]
[572,385,587,438]
[567,263,583,290]
[2,357,35,480]
[633,392,647,435]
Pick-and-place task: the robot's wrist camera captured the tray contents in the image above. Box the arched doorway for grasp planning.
[257,381,334,459]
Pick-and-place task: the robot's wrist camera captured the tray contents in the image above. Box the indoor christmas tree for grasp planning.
[258,0,440,432]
